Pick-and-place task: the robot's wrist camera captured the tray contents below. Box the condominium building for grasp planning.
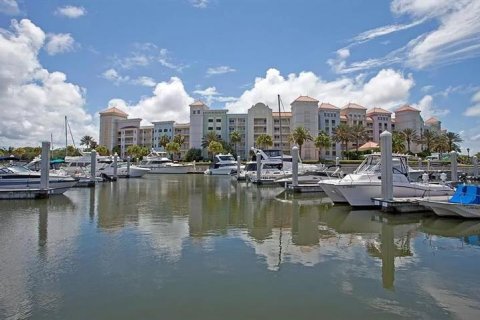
[99,96,439,160]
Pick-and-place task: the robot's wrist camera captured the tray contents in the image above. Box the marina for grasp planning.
[1,174,480,319]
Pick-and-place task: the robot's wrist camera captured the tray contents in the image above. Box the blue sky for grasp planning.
[1,0,480,152]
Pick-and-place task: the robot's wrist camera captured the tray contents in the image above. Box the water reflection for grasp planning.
[1,176,480,319]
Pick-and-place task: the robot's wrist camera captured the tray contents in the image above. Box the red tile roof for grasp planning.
[342,103,366,110]
[319,102,339,110]
[292,95,319,103]
[425,117,440,124]
[189,100,206,107]
[367,107,391,115]
[99,107,128,117]
[395,105,420,113]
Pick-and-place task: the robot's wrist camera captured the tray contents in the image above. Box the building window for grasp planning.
[216,119,221,122]
[216,127,221,130]
[208,118,213,122]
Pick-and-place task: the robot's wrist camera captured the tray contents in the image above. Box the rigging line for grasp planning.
[67,119,77,149]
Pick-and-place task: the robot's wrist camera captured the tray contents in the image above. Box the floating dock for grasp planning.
[287,184,324,193]
[372,196,450,213]
[0,188,54,199]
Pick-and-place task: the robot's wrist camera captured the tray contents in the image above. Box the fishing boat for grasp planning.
[138,150,192,174]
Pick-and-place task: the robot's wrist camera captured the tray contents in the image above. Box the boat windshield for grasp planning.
[218,155,235,161]
[355,155,407,174]
[1,166,33,174]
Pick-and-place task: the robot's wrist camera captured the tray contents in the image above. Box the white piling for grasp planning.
[380,131,393,201]
[418,157,422,170]
[113,153,118,180]
[473,156,478,178]
[292,146,299,187]
[237,156,241,179]
[256,151,262,183]
[90,150,97,182]
[40,141,50,191]
[335,157,340,167]
[427,159,431,172]
[127,156,131,178]
[450,151,458,182]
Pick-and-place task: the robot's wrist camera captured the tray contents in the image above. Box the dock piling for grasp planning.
[256,151,261,182]
[237,156,241,179]
[90,150,96,182]
[292,146,299,187]
[113,153,118,180]
[473,156,478,178]
[380,131,393,201]
[450,151,458,182]
[127,156,131,178]
[40,141,50,191]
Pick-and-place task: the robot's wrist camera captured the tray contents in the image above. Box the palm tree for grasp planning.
[80,135,94,148]
[173,134,185,146]
[290,126,313,155]
[159,135,170,150]
[207,141,223,159]
[332,124,351,158]
[166,142,181,160]
[392,131,406,153]
[314,131,331,159]
[256,134,273,149]
[230,131,241,156]
[201,131,220,149]
[432,134,449,156]
[95,145,109,156]
[350,124,369,152]
[416,130,437,153]
[444,131,463,152]
[401,128,417,153]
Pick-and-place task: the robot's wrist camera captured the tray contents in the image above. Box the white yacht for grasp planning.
[323,154,454,207]
[204,154,239,175]
[138,151,192,174]
[0,165,78,194]
[97,161,150,178]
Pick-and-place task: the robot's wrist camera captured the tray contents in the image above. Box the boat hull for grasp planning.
[318,180,348,203]
[419,200,480,218]
[338,182,454,207]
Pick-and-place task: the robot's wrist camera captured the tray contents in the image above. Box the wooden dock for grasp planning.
[0,188,52,200]
[287,184,325,193]
[372,196,450,213]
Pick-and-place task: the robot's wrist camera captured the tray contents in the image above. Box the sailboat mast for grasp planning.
[65,116,68,158]
[278,94,283,156]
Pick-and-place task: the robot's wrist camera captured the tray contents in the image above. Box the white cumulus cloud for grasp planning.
[54,5,86,18]
[0,19,96,148]
[463,90,480,117]
[132,76,156,87]
[225,68,414,114]
[0,0,19,15]
[101,68,130,85]
[206,65,236,76]
[107,77,194,125]
[190,0,209,8]
[45,33,76,55]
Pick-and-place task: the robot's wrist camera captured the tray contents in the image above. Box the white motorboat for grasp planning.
[418,185,480,218]
[275,165,343,187]
[331,154,454,207]
[0,165,78,194]
[97,161,150,178]
[204,154,240,175]
[138,151,192,174]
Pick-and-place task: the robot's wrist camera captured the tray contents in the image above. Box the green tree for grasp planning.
[159,135,171,150]
[207,141,223,159]
[432,134,449,155]
[185,148,203,162]
[314,131,331,159]
[112,145,121,156]
[290,126,313,155]
[166,142,181,160]
[230,131,241,156]
[416,130,437,153]
[350,124,369,152]
[444,131,463,152]
[126,144,148,160]
[201,131,220,149]
[80,135,94,149]
[392,131,406,153]
[332,124,351,158]
[12,147,26,159]
[66,145,81,157]
[256,134,273,149]
[401,128,417,154]
[173,134,185,146]
[95,145,109,156]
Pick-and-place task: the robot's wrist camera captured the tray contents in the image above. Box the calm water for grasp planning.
[1,175,480,320]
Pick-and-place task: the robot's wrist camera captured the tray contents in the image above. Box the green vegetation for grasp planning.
[207,141,223,158]
[290,126,313,155]
[185,148,203,162]
[165,142,181,160]
[255,134,273,149]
